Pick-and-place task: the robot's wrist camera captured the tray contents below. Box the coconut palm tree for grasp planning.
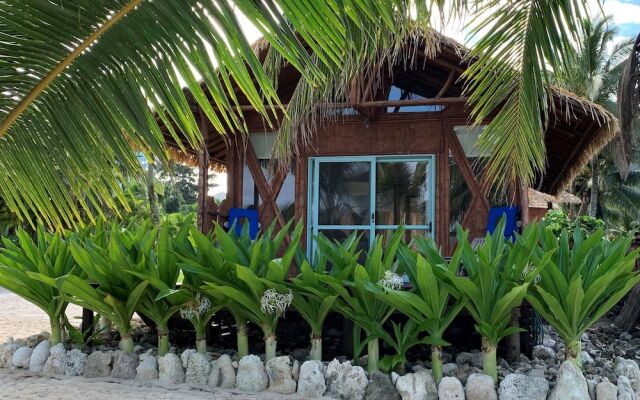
[0,1,594,226]
[554,16,635,217]
[572,156,640,227]
[619,32,640,145]
[589,161,640,231]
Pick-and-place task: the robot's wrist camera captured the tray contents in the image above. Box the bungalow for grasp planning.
[163,33,617,257]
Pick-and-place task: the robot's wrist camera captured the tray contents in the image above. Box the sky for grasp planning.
[596,0,640,38]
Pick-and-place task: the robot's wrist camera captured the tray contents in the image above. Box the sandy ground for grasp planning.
[0,288,84,340]
[0,289,330,399]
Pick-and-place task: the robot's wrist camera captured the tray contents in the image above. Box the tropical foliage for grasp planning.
[125,220,193,355]
[318,230,404,372]
[199,222,303,361]
[553,16,640,229]
[542,210,605,236]
[61,221,152,353]
[0,216,637,376]
[371,240,466,381]
[0,0,594,228]
[525,225,640,365]
[442,222,553,382]
[0,225,78,345]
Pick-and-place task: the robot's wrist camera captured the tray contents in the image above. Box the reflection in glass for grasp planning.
[376,161,428,225]
[242,161,264,209]
[376,229,429,246]
[277,171,296,220]
[318,162,371,226]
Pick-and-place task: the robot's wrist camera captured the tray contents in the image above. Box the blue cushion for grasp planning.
[487,206,519,240]
[228,208,259,239]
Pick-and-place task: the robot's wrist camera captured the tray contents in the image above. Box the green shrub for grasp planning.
[195,222,302,361]
[0,225,78,345]
[441,222,551,382]
[543,210,604,236]
[525,223,640,366]
[127,220,194,355]
[317,229,403,372]
[60,221,151,352]
[368,238,466,381]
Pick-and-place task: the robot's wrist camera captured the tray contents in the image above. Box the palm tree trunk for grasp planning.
[147,160,159,224]
[589,157,599,217]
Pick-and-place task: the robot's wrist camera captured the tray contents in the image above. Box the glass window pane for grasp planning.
[277,167,296,221]
[375,229,430,246]
[242,162,262,209]
[318,162,371,226]
[376,161,429,225]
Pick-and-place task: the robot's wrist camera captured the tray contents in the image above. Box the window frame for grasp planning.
[307,154,436,256]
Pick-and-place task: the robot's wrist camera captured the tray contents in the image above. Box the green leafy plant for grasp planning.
[289,232,360,360]
[573,215,605,234]
[0,225,78,345]
[127,220,194,355]
[543,210,605,236]
[287,232,360,360]
[442,222,552,382]
[525,223,640,366]
[317,229,403,372]
[199,221,303,361]
[64,314,108,347]
[59,221,151,352]
[370,239,467,382]
[289,260,337,360]
[173,226,245,356]
[378,320,430,374]
[543,210,572,235]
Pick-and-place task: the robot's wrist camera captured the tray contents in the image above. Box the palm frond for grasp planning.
[0,0,594,225]
[0,0,326,227]
[464,0,589,192]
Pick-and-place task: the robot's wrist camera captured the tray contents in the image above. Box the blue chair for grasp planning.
[487,206,520,240]
[227,208,259,240]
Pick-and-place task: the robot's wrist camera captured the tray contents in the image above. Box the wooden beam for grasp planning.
[226,135,242,208]
[435,70,456,98]
[196,110,211,233]
[258,165,287,218]
[218,97,469,112]
[245,141,287,231]
[446,127,491,211]
[440,122,451,255]
[416,49,466,73]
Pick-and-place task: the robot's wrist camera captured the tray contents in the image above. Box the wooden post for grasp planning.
[81,308,94,343]
[518,179,530,226]
[506,178,529,360]
[196,110,210,233]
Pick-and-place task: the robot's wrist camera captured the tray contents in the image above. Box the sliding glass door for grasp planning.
[308,155,435,253]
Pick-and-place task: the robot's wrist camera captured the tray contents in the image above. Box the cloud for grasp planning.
[599,0,640,25]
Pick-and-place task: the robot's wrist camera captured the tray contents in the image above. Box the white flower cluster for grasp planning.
[521,263,541,284]
[180,293,211,320]
[521,263,533,280]
[378,270,404,291]
[260,288,293,316]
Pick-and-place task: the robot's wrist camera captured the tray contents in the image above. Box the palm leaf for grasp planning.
[0,1,593,225]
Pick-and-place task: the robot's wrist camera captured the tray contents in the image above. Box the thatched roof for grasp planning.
[546,87,619,193]
[165,30,620,194]
[529,188,582,208]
